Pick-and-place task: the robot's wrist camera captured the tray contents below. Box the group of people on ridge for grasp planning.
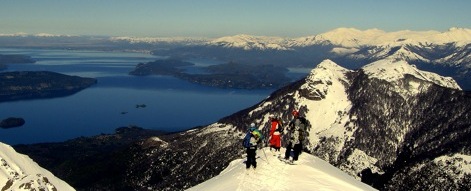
[243,109,308,170]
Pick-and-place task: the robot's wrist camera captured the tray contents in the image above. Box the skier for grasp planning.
[244,123,262,170]
[268,115,282,154]
[284,110,307,164]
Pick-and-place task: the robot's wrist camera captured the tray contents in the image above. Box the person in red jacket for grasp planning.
[268,115,282,153]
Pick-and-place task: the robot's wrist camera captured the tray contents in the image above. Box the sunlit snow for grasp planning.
[186,148,376,191]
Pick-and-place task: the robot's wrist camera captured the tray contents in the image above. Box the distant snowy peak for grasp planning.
[0,142,75,191]
[110,36,208,44]
[292,27,471,48]
[362,59,462,91]
[207,34,292,50]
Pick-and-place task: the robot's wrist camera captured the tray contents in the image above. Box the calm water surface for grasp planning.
[0,48,273,145]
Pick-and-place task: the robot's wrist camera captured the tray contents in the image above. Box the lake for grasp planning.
[0,48,277,145]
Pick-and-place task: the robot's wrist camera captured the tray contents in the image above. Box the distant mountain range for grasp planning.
[1,28,470,89]
[150,28,471,90]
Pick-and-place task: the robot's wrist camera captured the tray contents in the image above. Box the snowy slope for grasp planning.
[186,148,376,191]
[0,142,75,191]
[362,59,462,94]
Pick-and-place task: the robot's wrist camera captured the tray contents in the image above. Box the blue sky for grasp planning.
[0,0,469,37]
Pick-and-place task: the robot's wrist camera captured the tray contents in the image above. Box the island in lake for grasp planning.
[0,117,25,129]
[0,71,97,102]
[129,59,291,89]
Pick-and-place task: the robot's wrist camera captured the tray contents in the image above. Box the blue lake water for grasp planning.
[0,48,277,145]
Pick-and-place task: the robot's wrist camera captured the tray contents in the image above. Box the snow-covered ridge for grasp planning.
[292,27,471,47]
[207,34,292,50]
[0,142,75,191]
[202,27,471,50]
[362,59,462,91]
[186,148,376,191]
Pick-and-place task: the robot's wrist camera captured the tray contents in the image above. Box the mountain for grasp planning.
[217,59,471,190]
[15,58,471,191]
[0,142,75,191]
[186,148,375,191]
[207,34,291,50]
[149,28,471,90]
[289,27,471,48]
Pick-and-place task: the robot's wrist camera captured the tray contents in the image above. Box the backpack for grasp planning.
[297,117,307,141]
[242,128,263,148]
[242,131,252,148]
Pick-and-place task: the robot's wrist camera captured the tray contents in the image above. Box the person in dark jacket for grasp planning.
[284,110,307,164]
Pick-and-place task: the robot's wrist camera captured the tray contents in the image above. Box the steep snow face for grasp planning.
[186,148,376,191]
[297,60,353,152]
[362,59,462,96]
[207,34,291,50]
[0,142,75,191]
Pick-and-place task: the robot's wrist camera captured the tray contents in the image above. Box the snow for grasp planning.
[330,47,359,56]
[200,123,237,135]
[292,27,471,48]
[339,149,382,179]
[362,59,462,92]
[208,34,291,50]
[110,36,208,44]
[299,60,353,151]
[0,142,75,191]
[186,148,376,191]
[434,154,471,178]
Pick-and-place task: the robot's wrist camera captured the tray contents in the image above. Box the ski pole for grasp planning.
[261,147,269,164]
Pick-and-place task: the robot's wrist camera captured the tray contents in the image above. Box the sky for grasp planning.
[0,0,470,38]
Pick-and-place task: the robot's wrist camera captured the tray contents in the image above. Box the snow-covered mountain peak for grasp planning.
[0,142,75,191]
[186,148,376,191]
[300,59,351,100]
[362,59,462,92]
[208,34,291,50]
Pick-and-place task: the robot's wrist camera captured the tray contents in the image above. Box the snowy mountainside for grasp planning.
[215,58,471,190]
[361,59,461,95]
[0,142,74,191]
[186,148,376,191]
